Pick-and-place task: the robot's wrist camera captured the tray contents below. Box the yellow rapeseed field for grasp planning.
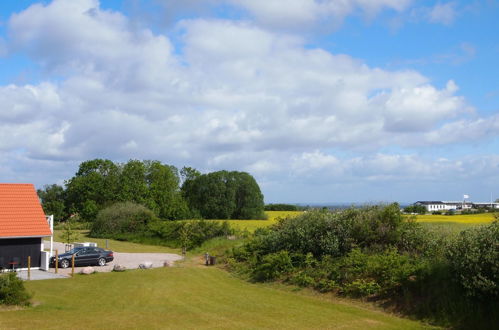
[223,210,302,232]
[413,212,497,224]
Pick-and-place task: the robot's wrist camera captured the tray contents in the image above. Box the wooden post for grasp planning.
[28,256,31,280]
[106,239,108,249]
[55,250,58,274]
[71,254,75,277]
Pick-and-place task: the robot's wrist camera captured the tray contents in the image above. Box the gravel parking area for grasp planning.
[44,241,183,276]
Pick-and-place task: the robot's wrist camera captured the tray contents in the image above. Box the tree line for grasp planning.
[38,159,265,222]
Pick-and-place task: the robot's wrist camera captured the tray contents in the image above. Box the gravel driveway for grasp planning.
[44,241,183,275]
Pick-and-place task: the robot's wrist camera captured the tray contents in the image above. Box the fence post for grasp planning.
[55,250,58,274]
[28,256,31,280]
[71,254,75,277]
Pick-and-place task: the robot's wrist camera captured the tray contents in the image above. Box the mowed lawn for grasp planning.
[2,267,432,329]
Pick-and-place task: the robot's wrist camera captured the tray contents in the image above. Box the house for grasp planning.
[0,184,53,271]
[414,201,460,212]
[414,200,498,212]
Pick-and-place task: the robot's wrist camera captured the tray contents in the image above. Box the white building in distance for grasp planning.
[414,201,499,212]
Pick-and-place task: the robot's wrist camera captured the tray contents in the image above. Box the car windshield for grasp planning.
[65,247,84,255]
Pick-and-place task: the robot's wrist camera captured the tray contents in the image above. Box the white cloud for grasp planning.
[0,0,497,201]
[228,0,413,29]
[428,2,457,25]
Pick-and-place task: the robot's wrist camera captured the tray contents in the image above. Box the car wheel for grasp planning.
[98,257,106,267]
[60,259,70,269]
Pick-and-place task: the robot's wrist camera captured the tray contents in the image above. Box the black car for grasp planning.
[50,247,114,268]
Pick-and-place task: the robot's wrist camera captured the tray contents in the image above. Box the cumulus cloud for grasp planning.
[0,0,497,201]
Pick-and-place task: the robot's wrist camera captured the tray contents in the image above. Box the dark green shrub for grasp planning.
[251,251,293,282]
[336,248,425,295]
[343,279,381,297]
[447,221,498,299]
[249,209,355,258]
[147,220,233,249]
[403,204,426,214]
[346,203,404,249]
[314,279,338,292]
[91,202,158,236]
[290,272,315,287]
[265,204,299,211]
[0,273,32,306]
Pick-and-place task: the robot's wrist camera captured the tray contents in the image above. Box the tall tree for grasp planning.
[65,159,120,221]
[146,161,189,220]
[37,184,66,222]
[183,170,264,219]
[118,160,148,205]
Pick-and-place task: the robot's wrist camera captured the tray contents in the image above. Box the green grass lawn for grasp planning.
[1,267,434,329]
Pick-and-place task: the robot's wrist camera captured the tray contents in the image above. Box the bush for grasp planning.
[447,221,499,299]
[91,202,158,236]
[0,273,32,306]
[148,220,233,249]
[403,204,426,214]
[251,251,293,282]
[246,209,355,258]
[265,204,299,211]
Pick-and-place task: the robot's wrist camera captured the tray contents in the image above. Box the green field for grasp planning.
[1,266,433,329]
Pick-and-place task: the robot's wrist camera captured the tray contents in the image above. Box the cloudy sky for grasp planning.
[0,0,498,204]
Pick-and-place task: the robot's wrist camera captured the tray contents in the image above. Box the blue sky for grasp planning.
[0,0,498,203]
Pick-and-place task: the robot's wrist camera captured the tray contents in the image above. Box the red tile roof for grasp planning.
[0,184,52,238]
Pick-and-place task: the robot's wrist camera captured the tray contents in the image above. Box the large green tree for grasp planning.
[64,159,191,221]
[64,159,121,221]
[37,184,66,222]
[182,170,265,219]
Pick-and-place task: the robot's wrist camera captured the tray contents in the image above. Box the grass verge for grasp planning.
[2,267,434,329]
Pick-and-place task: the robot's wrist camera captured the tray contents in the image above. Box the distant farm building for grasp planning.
[0,184,53,271]
[415,200,499,212]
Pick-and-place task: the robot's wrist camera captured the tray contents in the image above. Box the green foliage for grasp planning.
[91,202,159,236]
[182,170,265,219]
[347,203,404,250]
[335,248,425,297]
[64,159,193,221]
[37,184,67,222]
[225,204,498,328]
[0,273,32,306]
[61,220,81,244]
[447,221,499,299]
[251,250,293,282]
[265,204,299,211]
[65,159,120,221]
[403,204,426,214]
[343,279,381,297]
[147,219,233,249]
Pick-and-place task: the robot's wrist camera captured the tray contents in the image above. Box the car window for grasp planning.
[77,249,88,255]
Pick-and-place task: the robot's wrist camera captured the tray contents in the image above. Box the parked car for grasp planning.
[50,247,114,268]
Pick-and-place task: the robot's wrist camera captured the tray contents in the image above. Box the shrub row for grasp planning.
[226,206,499,328]
[90,202,234,249]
